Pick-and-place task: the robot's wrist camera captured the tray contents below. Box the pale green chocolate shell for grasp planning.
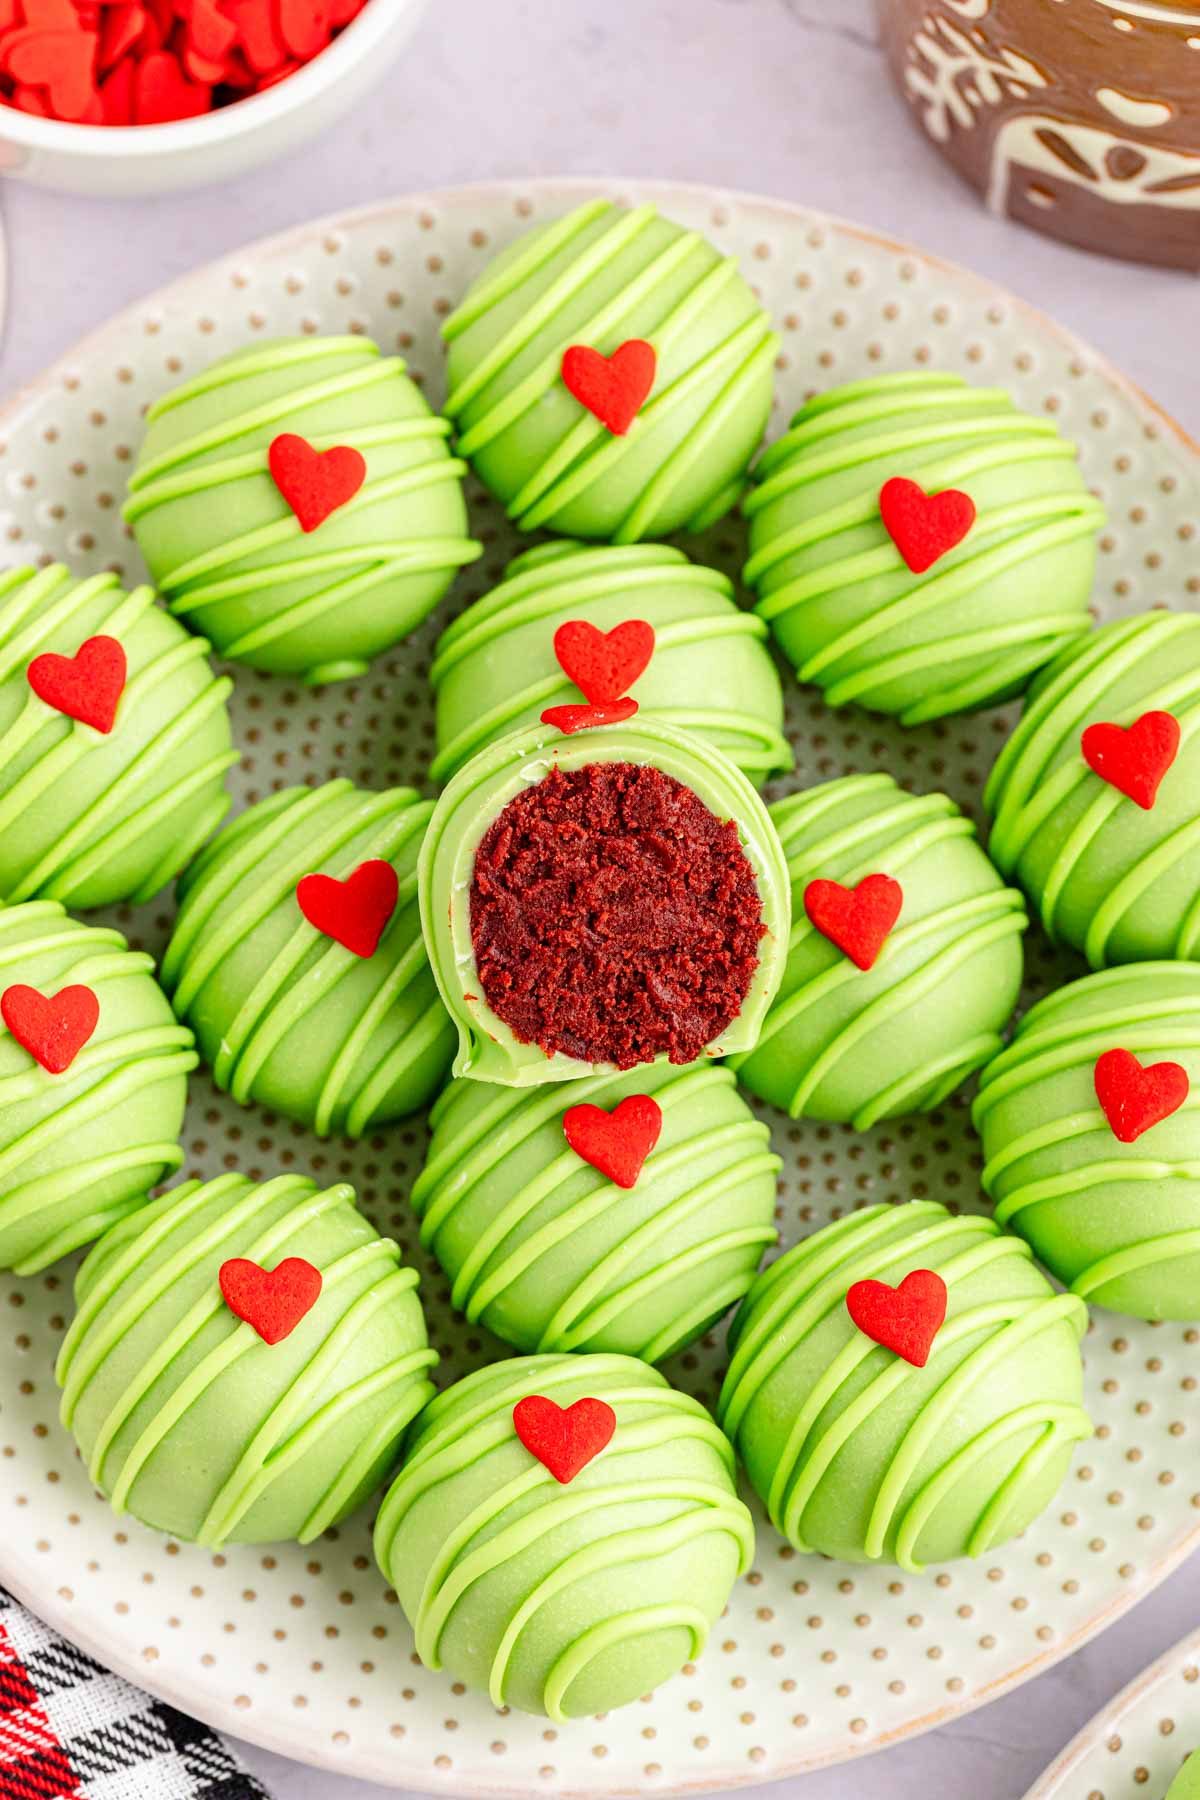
[125,336,480,685]
[0,900,194,1276]
[417,715,792,1086]
[58,1171,437,1547]
[1167,1752,1200,1800]
[0,566,236,910]
[373,1352,753,1719]
[413,1062,779,1361]
[442,199,779,541]
[718,1201,1091,1569]
[162,781,455,1138]
[986,611,1200,968]
[975,962,1200,1320]
[743,371,1103,724]
[430,540,792,787]
[732,773,1026,1125]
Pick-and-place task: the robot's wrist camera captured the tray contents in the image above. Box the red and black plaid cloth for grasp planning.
[0,1589,271,1800]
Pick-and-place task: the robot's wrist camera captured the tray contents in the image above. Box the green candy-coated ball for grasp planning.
[125,336,480,685]
[732,773,1026,1126]
[373,1352,754,1719]
[442,199,779,541]
[0,900,194,1275]
[418,715,791,1086]
[162,781,455,1138]
[430,541,792,787]
[58,1171,437,1546]
[413,1062,779,1361]
[743,372,1103,723]
[0,566,236,910]
[718,1201,1092,1569]
[986,612,1200,967]
[975,962,1200,1320]
[1167,1754,1200,1800]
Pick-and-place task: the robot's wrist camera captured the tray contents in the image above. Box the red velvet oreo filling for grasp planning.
[469,761,765,1069]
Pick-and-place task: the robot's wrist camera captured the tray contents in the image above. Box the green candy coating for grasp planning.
[732,773,1026,1126]
[718,1201,1092,1569]
[429,541,792,787]
[975,962,1200,1320]
[1167,1753,1200,1800]
[125,336,480,686]
[418,715,792,1086]
[0,566,236,910]
[442,199,779,541]
[58,1171,437,1546]
[162,781,455,1138]
[373,1352,754,1719]
[986,612,1200,968]
[743,372,1104,724]
[413,1063,779,1361]
[0,900,194,1276]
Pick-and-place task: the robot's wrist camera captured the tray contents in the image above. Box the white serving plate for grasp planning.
[1024,1627,1200,1800]
[0,178,1198,1799]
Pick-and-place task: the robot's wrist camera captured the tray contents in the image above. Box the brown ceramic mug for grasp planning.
[877,0,1200,271]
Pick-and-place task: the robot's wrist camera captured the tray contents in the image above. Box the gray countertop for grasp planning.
[4,2,1198,1795]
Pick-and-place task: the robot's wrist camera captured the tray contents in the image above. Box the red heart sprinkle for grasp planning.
[560,340,657,436]
[846,1269,948,1368]
[6,27,97,119]
[134,48,208,122]
[513,1394,617,1484]
[278,0,329,59]
[540,697,639,735]
[1094,1047,1189,1144]
[98,53,135,120]
[268,433,366,533]
[219,1257,323,1345]
[879,476,977,574]
[553,618,655,705]
[1081,710,1181,811]
[97,1,143,69]
[562,1093,663,1189]
[176,0,235,60]
[27,634,126,734]
[804,873,903,972]
[221,0,285,72]
[296,858,398,958]
[2,983,99,1075]
[12,82,51,113]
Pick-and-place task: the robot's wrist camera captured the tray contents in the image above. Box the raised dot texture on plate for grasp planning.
[2,179,1199,1797]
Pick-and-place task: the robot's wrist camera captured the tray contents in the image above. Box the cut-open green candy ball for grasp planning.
[975,961,1200,1320]
[418,714,791,1086]
[719,1201,1092,1570]
[125,336,480,686]
[441,198,779,541]
[743,371,1103,724]
[58,1171,436,1547]
[163,780,454,1138]
[986,611,1200,968]
[732,772,1026,1126]
[429,540,792,787]
[373,1352,753,1719]
[414,1061,779,1361]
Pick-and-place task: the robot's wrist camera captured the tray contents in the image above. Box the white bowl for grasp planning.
[0,0,431,195]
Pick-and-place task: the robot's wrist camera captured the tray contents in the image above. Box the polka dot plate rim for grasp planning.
[1023,1623,1200,1800]
[1,176,1199,1798]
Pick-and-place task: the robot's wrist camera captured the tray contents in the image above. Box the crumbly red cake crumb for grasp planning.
[469,761,765,1069]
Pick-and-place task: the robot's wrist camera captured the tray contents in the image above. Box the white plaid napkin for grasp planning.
[0,1588,272,1800]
